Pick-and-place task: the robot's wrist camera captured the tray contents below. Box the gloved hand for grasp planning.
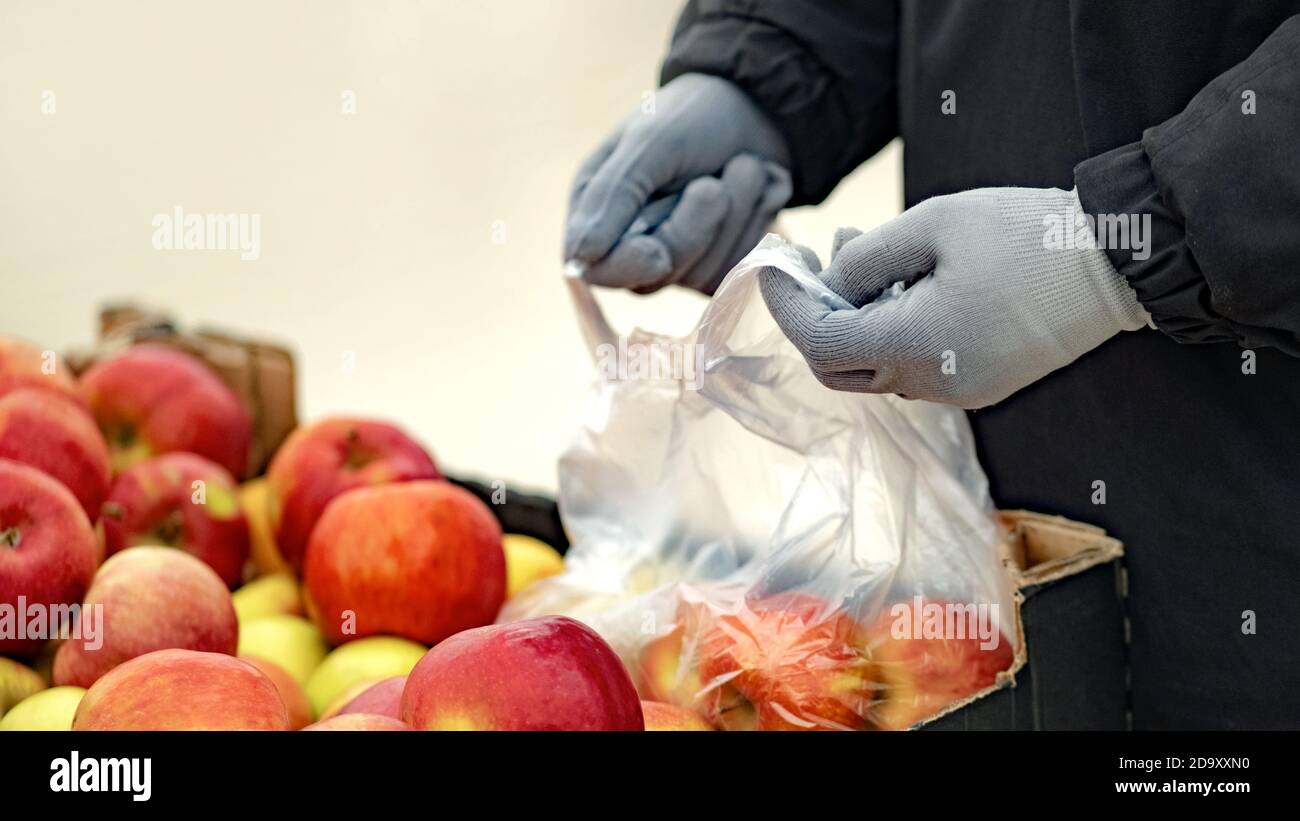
[760,187,1151,409]
[565,73,792,294]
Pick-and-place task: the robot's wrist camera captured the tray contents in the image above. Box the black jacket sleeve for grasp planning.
[660,0,899,206]
[1076,15,1300,356]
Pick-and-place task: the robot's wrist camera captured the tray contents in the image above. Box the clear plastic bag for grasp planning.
[502,236,1017,730]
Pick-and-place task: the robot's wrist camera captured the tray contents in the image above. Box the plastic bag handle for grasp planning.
[564,262,620,360]
[564,193,683,360]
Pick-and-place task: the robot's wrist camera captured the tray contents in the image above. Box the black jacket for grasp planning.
[662,0,1300,729]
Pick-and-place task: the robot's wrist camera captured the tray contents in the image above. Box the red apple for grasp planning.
[266,417,440,572]
[864,597,1015,730]
[100,452,250,586]
[303,481,504,645]
[52,546,238,687]
[401,616,643,731]
[0,389,111,519]
[78,345,251,477]
[73,649,288,730]
[333,675,405,720]
[303,713,411,731]
[694,593,875,731]
[0,459,99,656]
[641,700,713,731]
[242,655,313,729]
[0,337,80,404]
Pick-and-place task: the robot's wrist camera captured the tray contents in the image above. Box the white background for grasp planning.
[0,0,901,492]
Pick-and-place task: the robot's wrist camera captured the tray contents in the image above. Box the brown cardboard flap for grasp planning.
[1000,509,1124,588]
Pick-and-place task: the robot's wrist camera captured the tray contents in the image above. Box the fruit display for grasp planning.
[0,330,1025,731]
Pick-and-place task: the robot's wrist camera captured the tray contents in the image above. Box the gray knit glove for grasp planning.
[566,73,792,294]
[760,187,1151,409]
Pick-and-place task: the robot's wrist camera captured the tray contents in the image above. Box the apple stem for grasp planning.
[0,527,21,549]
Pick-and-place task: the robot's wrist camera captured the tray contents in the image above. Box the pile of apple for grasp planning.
[1,334,1013,731]
[0,337,666,731]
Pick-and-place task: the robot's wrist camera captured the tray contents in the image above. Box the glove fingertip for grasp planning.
[565,219,616,263]
[759,267,820,340]
[582,235,672,289]
[792,244,822,274]
[830,226,864,259]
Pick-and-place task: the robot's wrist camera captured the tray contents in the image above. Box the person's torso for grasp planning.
[896,0,1300,729]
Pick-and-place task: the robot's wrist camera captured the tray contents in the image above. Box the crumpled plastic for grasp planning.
[504,236,1017,730]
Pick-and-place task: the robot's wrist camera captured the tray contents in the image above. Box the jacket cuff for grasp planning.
[660,16,856,206]
[1075,141,1240,346]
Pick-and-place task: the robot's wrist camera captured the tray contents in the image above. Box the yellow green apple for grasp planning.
[239,478,291,577]
[232,574,302,624]
[305,636,425,717]
[236,615,329,685]
[503,534,565,598]
[0,686,86,730]
[0,656,47,718]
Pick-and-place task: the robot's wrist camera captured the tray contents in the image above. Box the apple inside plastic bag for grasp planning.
[503,235,1017,730]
